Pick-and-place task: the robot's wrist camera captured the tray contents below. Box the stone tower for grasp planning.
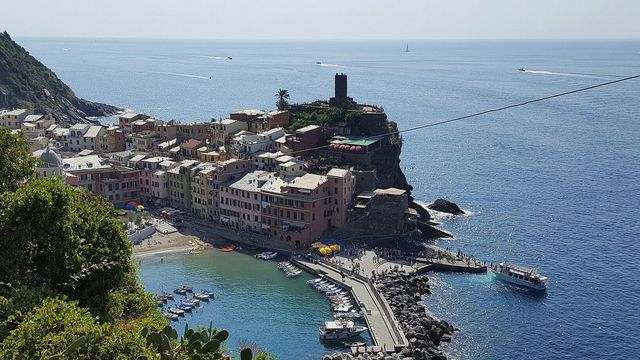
[330,73,353,106]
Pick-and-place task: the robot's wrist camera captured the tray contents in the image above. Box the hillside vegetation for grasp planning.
[0,31,120,124]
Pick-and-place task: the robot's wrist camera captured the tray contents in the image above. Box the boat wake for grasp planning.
[315,62,339,67]
[207,56,232,60]
[154,72,210,80]
[521,70,622,80]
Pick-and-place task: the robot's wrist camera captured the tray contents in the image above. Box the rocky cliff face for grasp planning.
[371,141,413,192]
[0,31,120,125]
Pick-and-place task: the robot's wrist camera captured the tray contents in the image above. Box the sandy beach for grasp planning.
[132,230,202,257]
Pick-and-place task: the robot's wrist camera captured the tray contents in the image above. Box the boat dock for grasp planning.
[292,257,408,351]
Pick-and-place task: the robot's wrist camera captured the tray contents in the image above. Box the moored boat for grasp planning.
[491,262,548,292]
[176,304,193,312]
[344,341,366,348]
[168,307,185,316]
[164,313,179,321]
[319,320,368,340]
[194,293,210,301]
[173,288,187,295]
[201,289,215,298]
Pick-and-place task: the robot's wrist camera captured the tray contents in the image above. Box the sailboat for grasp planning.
[405,44,409,53]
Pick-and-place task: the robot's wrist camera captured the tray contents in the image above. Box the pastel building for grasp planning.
[219,170,274,231]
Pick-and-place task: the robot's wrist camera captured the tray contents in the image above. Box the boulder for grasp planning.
[428,199,465,215]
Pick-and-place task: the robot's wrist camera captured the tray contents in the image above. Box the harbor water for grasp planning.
[138,250,372,359]
[19,38,640,359]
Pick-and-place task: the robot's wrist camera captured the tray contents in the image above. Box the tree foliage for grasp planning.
[0,177,132,314]
[0,128,37,194]
[275,89,289,110]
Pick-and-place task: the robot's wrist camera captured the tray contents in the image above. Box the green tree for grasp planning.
[0,128,37,194]
[275,89,289,110]
[0,177,132,314]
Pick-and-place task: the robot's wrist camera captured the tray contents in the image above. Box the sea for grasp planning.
[17,38,640,360]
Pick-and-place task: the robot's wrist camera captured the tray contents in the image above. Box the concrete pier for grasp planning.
[292,257,408,351]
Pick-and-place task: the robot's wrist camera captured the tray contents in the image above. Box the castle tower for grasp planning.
[330,73,353,106]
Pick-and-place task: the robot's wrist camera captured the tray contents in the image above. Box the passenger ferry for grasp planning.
[319,320,368,340]
[491,262,548,292]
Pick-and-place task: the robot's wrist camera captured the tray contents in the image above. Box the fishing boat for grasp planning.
[165,313,179,321]
[256,251,278,260]
[201,289,215,298]
[182,299,199,307]
[334,311,363,320]
[491,262,548,292]
[162,292,174,300]
[344,341,366,348]
[194,293,211,301]
[332,304,352,312]
[219,245,236,252]
[176,304,193,312]
[173,288,187,295]
[319,320,368,340]
[168,307,185,316]
[180,285,193,292]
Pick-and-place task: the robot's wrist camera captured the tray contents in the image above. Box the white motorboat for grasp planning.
[334,311,364,320]
[332,304,353,312]
[261,251,278,260]
[491,262,548,292]
[319,320,368,340]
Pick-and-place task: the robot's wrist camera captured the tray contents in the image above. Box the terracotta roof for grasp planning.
[180,139,203,150]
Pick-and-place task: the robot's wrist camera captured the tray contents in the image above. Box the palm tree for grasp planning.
[275,88,290,110]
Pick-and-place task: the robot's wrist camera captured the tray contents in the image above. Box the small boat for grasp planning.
[173,288,187,295]
[316,61,322,65]
[176,304,193,312]
[334,311,363,320]
[163,292,174,300]
[344,341,366,348]
[164,313,179,321]
[286,270,302,277]
[332,304,352,312]
[219,245,236,252]
[518,68,526,72]
[491,262,548,292]
[182,299,199,307]
[306,278,324,284]
[168,307,185,316]
[319,320,368,340]
[257,251,278,260]
[194,293,211,301]
[201,289,215,298]
[181,285,193,292]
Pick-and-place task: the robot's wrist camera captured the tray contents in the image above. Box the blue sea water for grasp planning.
[17,38,640,359]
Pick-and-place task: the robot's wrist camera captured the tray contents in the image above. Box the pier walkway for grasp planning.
[292,257,408,351]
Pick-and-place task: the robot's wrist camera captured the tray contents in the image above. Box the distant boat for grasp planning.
[518,68,526,72]
[405,44,409,52]
[316,61,322,65]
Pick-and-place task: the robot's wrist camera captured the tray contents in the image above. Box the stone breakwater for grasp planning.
[375,270,453,360]
[321,270,454,360]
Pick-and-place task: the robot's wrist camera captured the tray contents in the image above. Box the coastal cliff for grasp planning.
[0,31,120,125]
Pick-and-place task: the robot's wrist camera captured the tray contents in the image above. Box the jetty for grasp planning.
[292,257,408,351]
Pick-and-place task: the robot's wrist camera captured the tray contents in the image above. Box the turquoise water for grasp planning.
[16,38,640,359]
[137,250,371,359]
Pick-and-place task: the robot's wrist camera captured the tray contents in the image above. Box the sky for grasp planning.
[2,0,639,40]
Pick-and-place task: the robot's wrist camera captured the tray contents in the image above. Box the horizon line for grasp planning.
[8,34,640,42]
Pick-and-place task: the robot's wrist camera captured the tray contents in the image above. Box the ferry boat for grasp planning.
[491,262,548,292]
[319,320,368,340]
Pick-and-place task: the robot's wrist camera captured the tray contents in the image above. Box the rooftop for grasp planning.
[24,115,44,122]
[84,126,104,138]
[232,109,265,116]
[327,168,349,177]
[374,188,407,196]
[63,155,111,171]
[70,124,90,131]
[296,125,320,134]
[289,173,327,190]
[119,112,142,119]
[227,170,274,192]
[181,139,203,150]
[3,109,28,116]
[339,138,380,147]
[130,154,146,162]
